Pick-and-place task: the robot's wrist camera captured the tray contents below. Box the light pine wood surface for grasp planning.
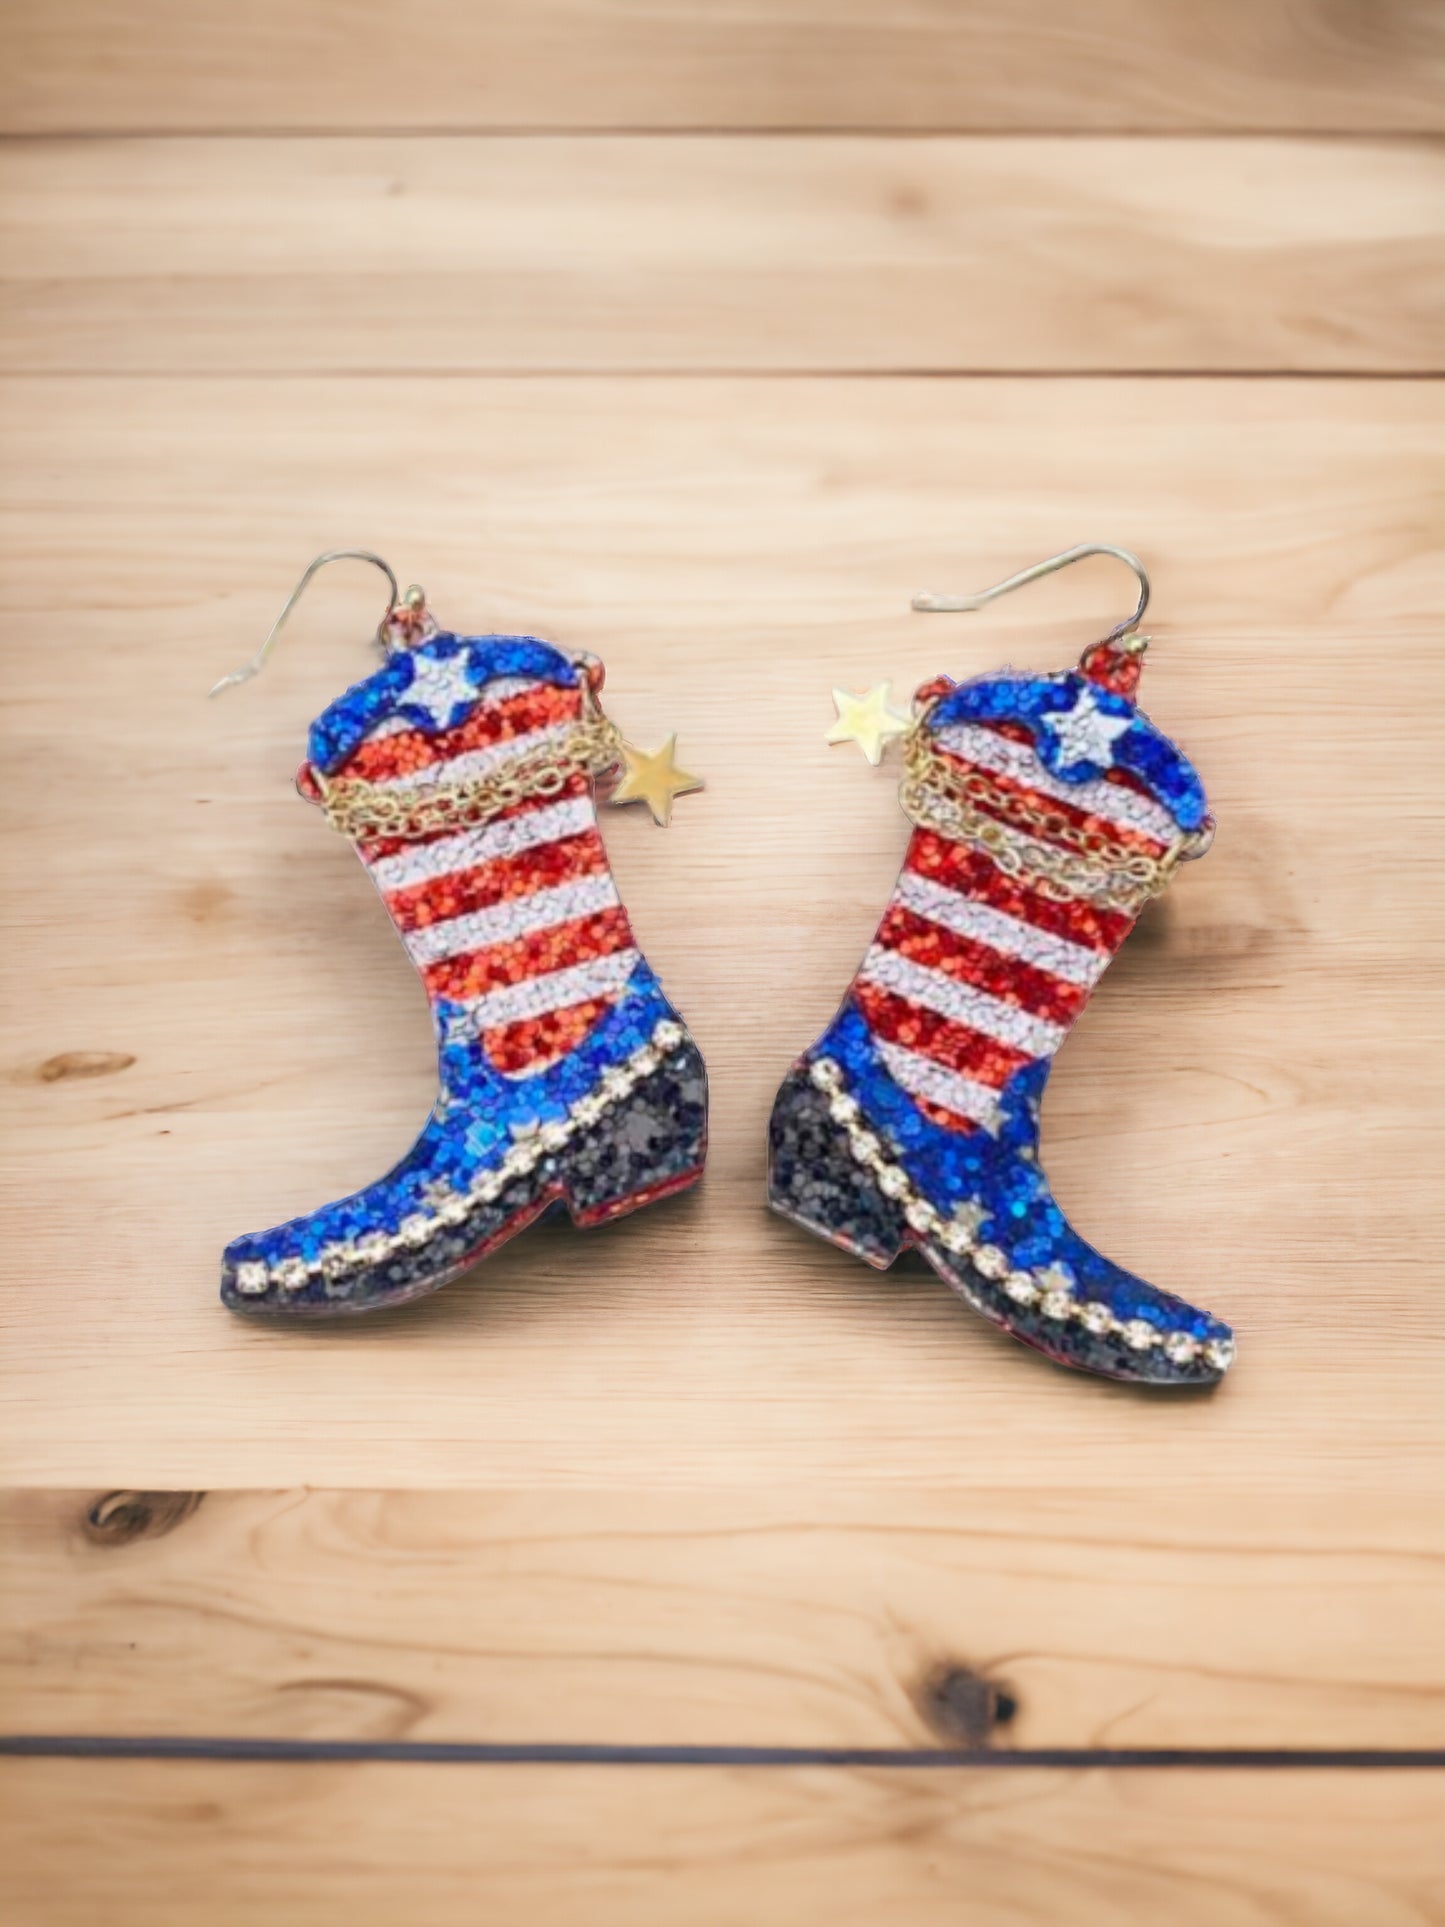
[4,137,1443,374]
[4,1487,1442,1750]
[5,0,1444,133]
[2,3,1443,1922]
[2,375,1441,1494]
[2,1763,1442,1927]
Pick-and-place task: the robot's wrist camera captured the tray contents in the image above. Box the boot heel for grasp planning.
[767,1064,907,1267]
[564,1034,708,1226]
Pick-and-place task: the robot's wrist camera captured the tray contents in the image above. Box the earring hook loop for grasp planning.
[208,549,404,697]
[910,543,1151,648]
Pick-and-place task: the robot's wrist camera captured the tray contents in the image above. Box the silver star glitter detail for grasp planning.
[1042,687,1133,770]
[404,649,480,726]
[951,1199,989,1240]
[441,1010,477,1048]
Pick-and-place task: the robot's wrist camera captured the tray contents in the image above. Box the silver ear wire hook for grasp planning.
[208,549,409,697]
[911,544,1151,650]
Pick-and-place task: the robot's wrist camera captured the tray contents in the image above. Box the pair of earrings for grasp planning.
[215,545,1234,1389]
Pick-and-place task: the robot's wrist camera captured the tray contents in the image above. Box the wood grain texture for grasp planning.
[6,0,1444,134]
[3,1487,1442,1749]
[7,0,1444,1912]
[2,1760,1441,1926]
[1,374,1441,1494]
[4,136,1442,375]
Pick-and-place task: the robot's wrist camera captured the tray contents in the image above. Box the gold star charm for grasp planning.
[826,683,910,765]
[609,735,704,827]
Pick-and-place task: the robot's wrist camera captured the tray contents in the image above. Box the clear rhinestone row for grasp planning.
[808,1057,1231,1374]
[233,1019,686,1300]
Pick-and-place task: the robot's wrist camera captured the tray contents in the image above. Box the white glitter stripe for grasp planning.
[404,872,620,966]
[934,721,1178,845]
[458,675,538,705]
[370,720,573,794]
[893,872,1109,987]
[452,949,641,1031]
[859,946,1067,1057]
[876,1040,1006,1123]
[367,796,598,896]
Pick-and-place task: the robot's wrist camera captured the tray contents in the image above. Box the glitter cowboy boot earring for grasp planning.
[768,546,1234,1386]
[213,551,707,1316]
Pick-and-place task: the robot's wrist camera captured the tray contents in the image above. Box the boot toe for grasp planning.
[766,1043,1236,1390]
[924,1236,1235,1387]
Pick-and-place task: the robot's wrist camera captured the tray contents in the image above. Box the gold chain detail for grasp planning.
[901,729,1206,913]
[317,717,624,842]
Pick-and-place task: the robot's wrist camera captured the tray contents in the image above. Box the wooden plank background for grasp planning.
[7,0,1445,133]
[3,137,1443,374]
[2,3,1443,1922]
[3,1762,1442,1927]
[5,1486,1443,1750]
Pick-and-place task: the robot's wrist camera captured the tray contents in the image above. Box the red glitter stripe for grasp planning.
[381,831,610,934]
[905,831,1135,954]
[934,745,1168,860]
[914,1095,982,1136]
[357,773,589,865]
[340,680,580,784]
[422,906,634,1004]
[482,999,612,1075]
[874,905,1089,1028]
[853,982,1034,1089]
